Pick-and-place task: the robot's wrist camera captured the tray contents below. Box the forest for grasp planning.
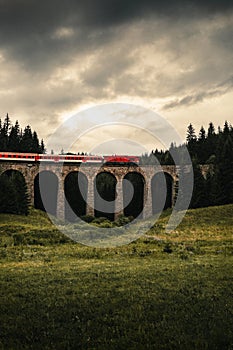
[0,114,232,216]
[0,114,44,215]
[141,121,233,209]
[0,113,45,153]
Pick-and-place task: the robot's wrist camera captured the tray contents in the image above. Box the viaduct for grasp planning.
[0,161,183,220]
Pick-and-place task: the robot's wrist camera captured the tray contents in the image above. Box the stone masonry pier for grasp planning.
[0,161,180,220]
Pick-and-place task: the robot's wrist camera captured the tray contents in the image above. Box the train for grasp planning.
[0,152,140,165]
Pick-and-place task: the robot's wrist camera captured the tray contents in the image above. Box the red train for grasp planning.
[0,152,140,165]
[103,155,140,165]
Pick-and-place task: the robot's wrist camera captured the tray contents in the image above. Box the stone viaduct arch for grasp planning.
[34,171,58,216]
[94,171,117,221]
[123,172,145,218]
[64,171,88,222]
[0,161,179,220]
[151,172,173,214]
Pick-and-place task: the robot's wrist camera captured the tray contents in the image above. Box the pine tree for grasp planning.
[12,172,29,215]
[205,170,222,206]
[0,173,18,214]
[8,120,20,151]
[223,121,230,135]
[190,162,207,208]
[0,171,29,215]
[197,126,207,163]
[32,131,40,152]
[205,122,217,161]
[3,113,11,136]
[0,114,10,151]
[198,126,206,142]
[207,122,215,137]
[186,123,197,160]
[39,139,45,154]
[20,125,34,152]
[219,136,233,204]
[186,123,196,143]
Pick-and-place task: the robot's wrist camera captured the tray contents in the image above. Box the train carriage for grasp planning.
[0,152,140,165]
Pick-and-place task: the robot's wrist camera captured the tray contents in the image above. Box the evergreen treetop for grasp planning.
[0,114,45,153]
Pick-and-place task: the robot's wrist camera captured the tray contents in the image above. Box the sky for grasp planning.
[0,0,232,154]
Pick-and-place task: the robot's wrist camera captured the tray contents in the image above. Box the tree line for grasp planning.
[186,121,233,208]
[0,113,45,215]
[0,114,45,153]
[141,121,233,209]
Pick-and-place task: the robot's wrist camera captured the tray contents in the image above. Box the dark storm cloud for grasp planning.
[0,0,233,71]
[0,0,233,144]
[1,0,233,32]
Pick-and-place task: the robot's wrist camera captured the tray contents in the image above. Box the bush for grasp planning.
[79,215,95,223]
[115,215,133,226]
[99,220,114,228]
[92,217,109,224]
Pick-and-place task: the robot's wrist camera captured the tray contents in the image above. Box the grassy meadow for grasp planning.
[0,205,232,349]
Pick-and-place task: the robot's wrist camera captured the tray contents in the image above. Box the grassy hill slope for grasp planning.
[0,205,232,349]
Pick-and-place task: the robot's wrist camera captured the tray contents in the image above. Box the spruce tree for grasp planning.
[197,126,207,163]
[12,172,29,215]
[186,123,197,160]
[190,162,207,208]
[219,136,233,204]
[0,171,29,215]
[0,173,18,214]
[39,139,45,154]
[8,120,20,151]
[0,115,10,151]
[32,131,40,152]
[20,125,34,152]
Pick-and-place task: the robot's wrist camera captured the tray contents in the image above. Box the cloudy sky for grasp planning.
[0,0,232,154]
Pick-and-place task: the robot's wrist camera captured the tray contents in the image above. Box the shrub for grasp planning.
[80,215,95,223]
[115,214,133,226]
[92,217,109,224]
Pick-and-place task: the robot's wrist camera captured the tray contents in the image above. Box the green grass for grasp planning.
[0,205,232,349]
